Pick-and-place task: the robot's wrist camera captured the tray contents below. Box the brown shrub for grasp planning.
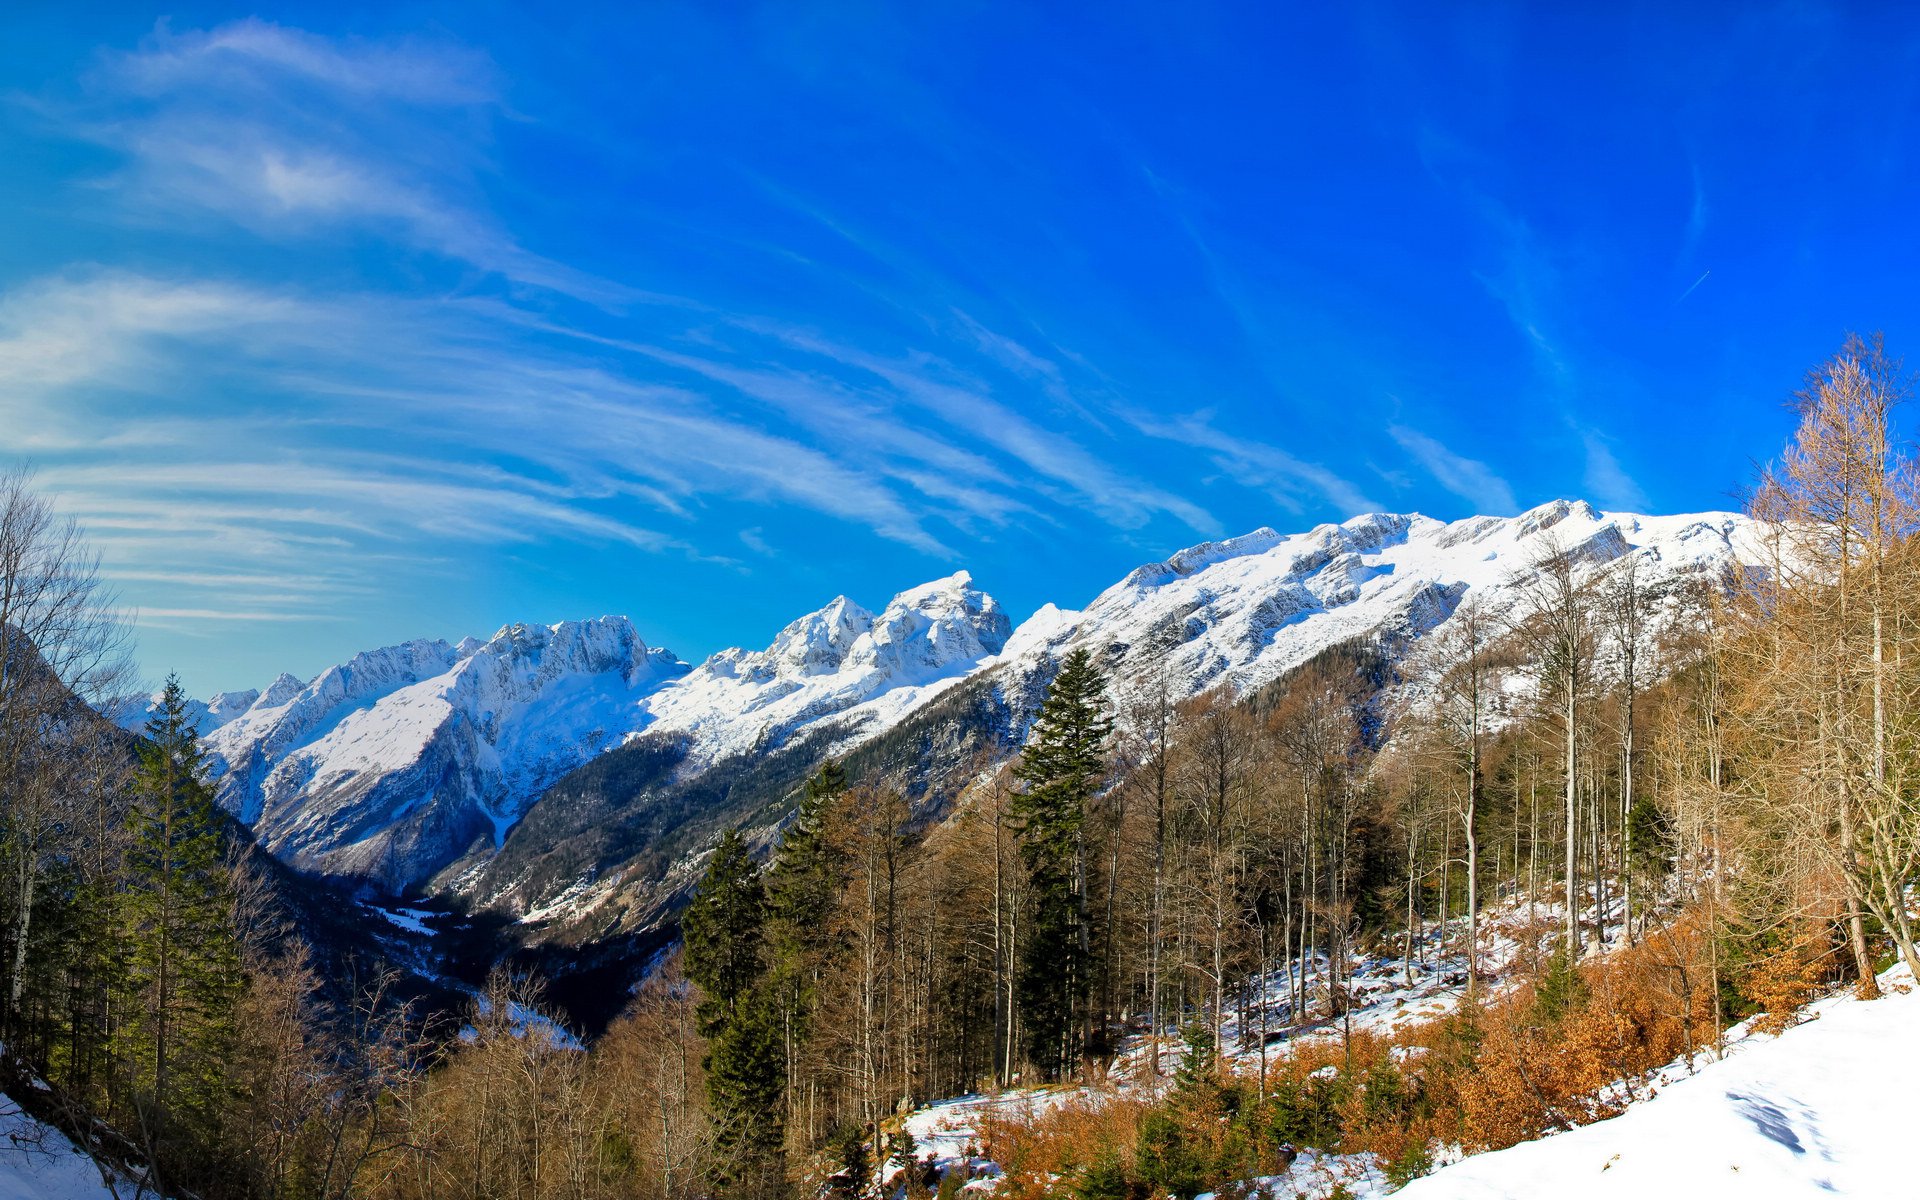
[1435,916,1719,1151]
[975,1091,1151,1200]
[1740,922,1836,1035]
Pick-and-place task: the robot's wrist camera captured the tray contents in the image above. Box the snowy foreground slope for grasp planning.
[899,945,1917,1200]
[0,1099,121,1200]
[124,500,1757,897]
[1394,967,1919,1200]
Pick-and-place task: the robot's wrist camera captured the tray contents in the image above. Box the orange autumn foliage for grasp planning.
[1441,917,1721,1150]
[981,905,1792,1188]
[974,1091,1152,1200]
[1739,922,1839,1035]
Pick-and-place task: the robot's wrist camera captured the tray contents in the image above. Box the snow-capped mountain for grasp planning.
[156,500,1756,899]
[200,618,686,887]
[464,499,1760,936]
[989,499,1752,715]
[166,574,1008,890]
[642,571,1011,768]
[110,682,281,737]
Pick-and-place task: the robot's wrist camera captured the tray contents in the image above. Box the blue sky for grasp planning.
[3,3,1917,695]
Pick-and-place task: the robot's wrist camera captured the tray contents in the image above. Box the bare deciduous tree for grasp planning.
[0,466,133,1026]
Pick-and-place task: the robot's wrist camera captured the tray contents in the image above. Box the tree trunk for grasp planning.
[1564,668,1580,956]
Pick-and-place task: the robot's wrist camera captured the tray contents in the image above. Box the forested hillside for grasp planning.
[3,337,1918,1197]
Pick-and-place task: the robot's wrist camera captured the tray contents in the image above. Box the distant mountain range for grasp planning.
[115,499,1758,957]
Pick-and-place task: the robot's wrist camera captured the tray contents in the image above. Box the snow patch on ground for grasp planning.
[0,1097,122,1200]
[359,901,438,936]
[459,996,584,1052]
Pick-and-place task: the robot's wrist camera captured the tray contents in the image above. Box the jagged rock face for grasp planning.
[257,672,305,709]
[767,595,873,678]
[199,619,686,889]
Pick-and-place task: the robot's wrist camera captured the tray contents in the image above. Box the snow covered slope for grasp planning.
[201,618,687,888]
[0,1096,123,1200]
[1396,967,1919,1198]
[899,954,1916,1200]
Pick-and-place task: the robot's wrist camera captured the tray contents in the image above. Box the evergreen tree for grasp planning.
[1012,648,1112,1077]
[765,762,851,1145]
[683,827,784,1176]
[685,829,769,1032]
[118,674,243,1161]
[769,762,849,954]
[705,984,785,1170]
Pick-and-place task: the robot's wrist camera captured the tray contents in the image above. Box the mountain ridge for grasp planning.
[116,500,1758,905]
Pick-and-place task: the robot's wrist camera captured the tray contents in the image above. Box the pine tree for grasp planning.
[118,674,243,1163]
[1012,648,1112,1077]
[685,829,769,1034]
[769,763,849,953]
[683,827,784,1178]
[765,762,850,1147]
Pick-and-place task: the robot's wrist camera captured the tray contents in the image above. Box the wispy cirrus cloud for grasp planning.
[1422,147,1659,517]
[1388,424,1518,515]
[4,269,963,564]
[0,270,322,406]
[748,324,1218,532]
[1127,409,1378,516]
[9,16,1433,681]
[47,19,627,303]
[599,340,1032,532]
[111,19,499,104]
[137,607,341,622]
[1581,432,1651,512]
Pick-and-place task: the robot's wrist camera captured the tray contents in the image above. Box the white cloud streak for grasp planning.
[7,19,1414,662]
[1581,433,1651,512]
[1388,424,1518,515]
[1128,410,1378,517]
[754,326,1217,532]
[55,19,628,303]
